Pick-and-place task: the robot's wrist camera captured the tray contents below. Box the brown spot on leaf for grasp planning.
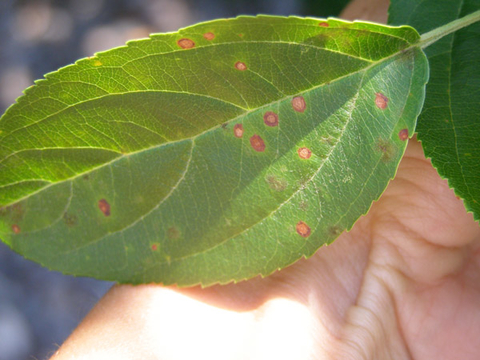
[315,33,330,47]
[321,135,335,145]
[235,61,247,71]
[319,22,329,27]
[221,123,228,129]
[263,111,279,127]
[266,175,288,192]
[376,139,396,162]
[63,212,78,227]
[151,244,158,251]
[177,38,195,49]
[98,199,110,217]
[375,92,388,110]
[398,129,409,141]
[13,203,23,213]
[296,221,311,238]
[167,226,180,239]
[292,96,306,112]
[297,177,309,189]
[328,226,341,237]
[298,147,312,159]
[0,203,25,222]
[203,32,215,40]
[233,124,244,138]
[299,201,309,211]
[12,224,21,234]
[250,134,266,152]
[238,33,244,37]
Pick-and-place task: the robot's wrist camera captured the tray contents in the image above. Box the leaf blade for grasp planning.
[0,16,428,285]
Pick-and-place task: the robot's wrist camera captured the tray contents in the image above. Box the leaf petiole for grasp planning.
[418,9,480,49]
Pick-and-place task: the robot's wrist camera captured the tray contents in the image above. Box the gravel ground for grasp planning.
[0,1,345,359]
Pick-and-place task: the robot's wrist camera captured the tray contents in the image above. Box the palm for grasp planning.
[177,139,480,360]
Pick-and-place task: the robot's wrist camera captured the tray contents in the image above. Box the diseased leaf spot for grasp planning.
[98,199,111,217]
[315,33,330,47]
[376,139,396,162]
[250,134,265,152]
[297,177,309,189]
[328,226,341,237]
[63,212,78,227]
[263,111,279,127]
[296,221,311,238]
[4,203,24,222]
[167,226,180,239]
[321,135,335,145]
[375,92,388,109]
[292,96,306,112]
[177,38,195,49]
[203,32,215,40]
[298,147,312,159]
[151,244,158,251]
[233,124,244,138]
[398,129,409,141]
[93,60,102,67]
[266,175,288,192]
[299,201,309,211]
[12,224,21,234]
[319,22,329,27]
[235,61,247,71]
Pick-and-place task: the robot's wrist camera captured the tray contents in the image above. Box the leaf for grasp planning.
[0,16,428,286]
[389,0,480,222]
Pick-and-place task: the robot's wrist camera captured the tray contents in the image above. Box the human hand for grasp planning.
[51,2,480,359]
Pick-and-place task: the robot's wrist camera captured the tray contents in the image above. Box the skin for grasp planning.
[51,1,480,359]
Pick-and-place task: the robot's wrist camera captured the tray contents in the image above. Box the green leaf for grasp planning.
[389,0,480,222]
[0,16,428,286]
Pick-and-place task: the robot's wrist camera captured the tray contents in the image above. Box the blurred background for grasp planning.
[0,0,350,359]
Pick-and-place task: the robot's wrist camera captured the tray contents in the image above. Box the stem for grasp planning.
[419,9,480,49]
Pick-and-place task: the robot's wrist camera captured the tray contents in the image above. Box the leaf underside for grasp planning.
[389,0,480,222]
[0,16,428,286]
